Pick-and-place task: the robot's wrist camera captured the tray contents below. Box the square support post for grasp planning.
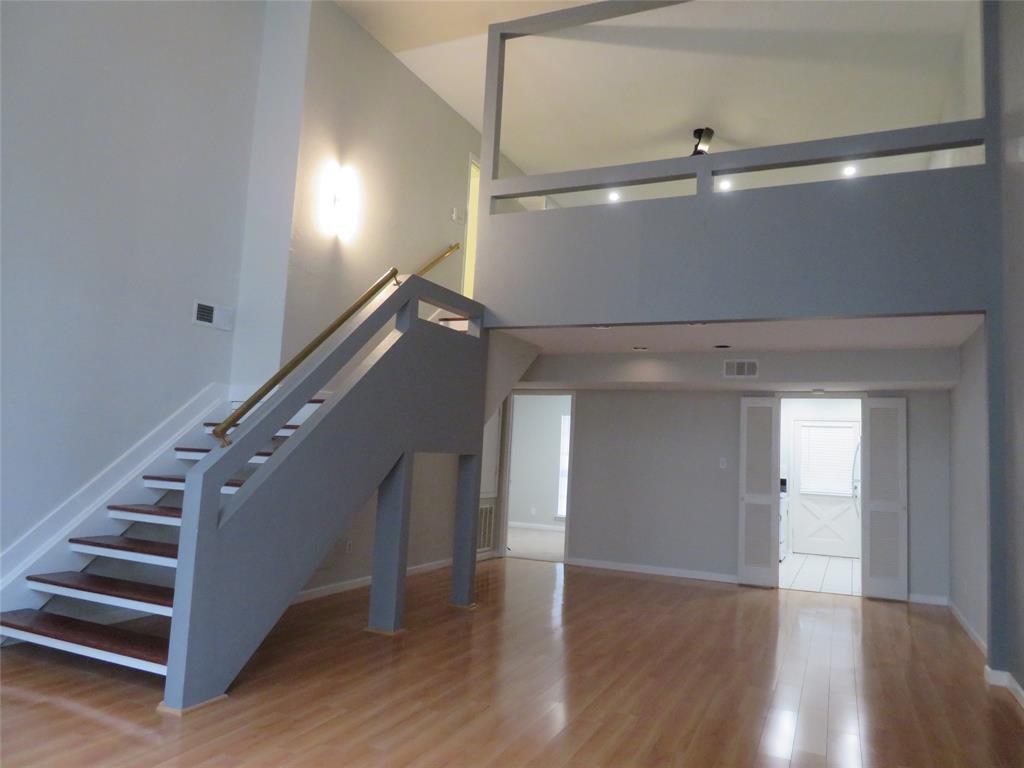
[451,453,482,607]
[368,452,414,633]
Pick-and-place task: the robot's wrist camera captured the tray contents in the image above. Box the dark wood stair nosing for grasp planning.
[26,571,174,608]
[143,474,244,488]
[68,535,178,560]
[107,503,182,519]
[0,609,169,667]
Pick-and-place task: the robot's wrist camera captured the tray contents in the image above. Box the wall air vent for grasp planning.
[724,359,759,378]
[192,300,234,331]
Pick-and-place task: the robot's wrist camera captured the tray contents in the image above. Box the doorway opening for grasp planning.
[504,393,573,562]
[779,398,862,596]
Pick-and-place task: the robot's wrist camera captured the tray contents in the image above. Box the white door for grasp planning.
[739,397,780,587]
[862,398,908,600]
[791,420,862,558]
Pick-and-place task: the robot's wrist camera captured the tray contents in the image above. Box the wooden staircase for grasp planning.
[0,402,319,676]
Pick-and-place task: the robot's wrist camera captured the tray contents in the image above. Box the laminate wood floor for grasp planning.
[2,558,1022,767]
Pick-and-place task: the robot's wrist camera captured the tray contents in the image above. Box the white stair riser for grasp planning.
[144,479,239,494]
[0,627,167,675]
[107,510,182,527]
[27,582,173,617]
[175,450,268,464]
[70,543,177,568]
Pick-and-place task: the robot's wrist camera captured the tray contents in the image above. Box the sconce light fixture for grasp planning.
[318,161,361,243]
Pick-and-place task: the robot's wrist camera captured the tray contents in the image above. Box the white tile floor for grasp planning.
[506,526,565,562]
[779,553,862,596]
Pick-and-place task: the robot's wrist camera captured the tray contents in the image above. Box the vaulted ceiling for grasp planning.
[340,1,982,175]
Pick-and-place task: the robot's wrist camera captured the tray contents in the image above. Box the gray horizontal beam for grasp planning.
[488,119,987,200]
[494,1,686,38]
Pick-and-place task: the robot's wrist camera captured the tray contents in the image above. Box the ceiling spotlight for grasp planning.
[719,179,732,191]
[608,191,621,202]
[843,165,857,177]
[632,345,648,352]
[595,325,612,329]
[813,388,827,395]
[714,344,731,349]
[691,127,715,156]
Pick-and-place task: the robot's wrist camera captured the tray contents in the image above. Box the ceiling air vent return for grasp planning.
[723,359,759,379]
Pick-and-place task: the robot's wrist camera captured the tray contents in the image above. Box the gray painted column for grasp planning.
[451,453,482,606]
[368,453,415,633]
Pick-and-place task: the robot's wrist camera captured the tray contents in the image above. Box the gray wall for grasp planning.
[507,395,571,528]
[287,3,488,588]
[950,328,990,646]
[0,1,263,546]
[568,391,739,578]
[281,1,480,361]
[907,391,952,601]
[998,0,1024,681]
[566,389,952,596]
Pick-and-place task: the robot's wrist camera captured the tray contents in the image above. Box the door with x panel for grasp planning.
[791,419,861,558]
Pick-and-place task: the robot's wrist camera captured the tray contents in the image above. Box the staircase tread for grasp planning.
[68,535,178,559]
[0,609,168,665]
[107,503,182,519]
[27,572,173,607]
[176,446,274,457]
[143,474,244,488]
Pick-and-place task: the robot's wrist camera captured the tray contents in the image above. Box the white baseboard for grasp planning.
[508,522,565,532]
[909,593,949,606]
[565,557,737,585]
[292,551,501,605]
[985,666,1024,712]
[950,601,988,654]
[1,382,227,599]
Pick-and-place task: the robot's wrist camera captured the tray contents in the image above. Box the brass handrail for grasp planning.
[414,242,460,277]
[212,243,461,447]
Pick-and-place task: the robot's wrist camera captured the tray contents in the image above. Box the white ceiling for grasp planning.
[342,1,981,176]
[501,314,984,355]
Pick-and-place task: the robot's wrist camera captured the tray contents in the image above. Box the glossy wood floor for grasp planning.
[2,558,1022,767]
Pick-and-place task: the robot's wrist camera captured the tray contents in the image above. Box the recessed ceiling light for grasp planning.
[813,388,827,395]
[719,179,732,191]
[632,345,648,351]
[595,325,611,329]
[842,165,857,177]
[608,191,621,202]
[714,344,731,349]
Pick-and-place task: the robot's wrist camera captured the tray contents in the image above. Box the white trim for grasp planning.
[291,552,501,605]
[26,582,173,617]
[565,557,737,585]
[908,593,949,606]
[0,627,167,675]
[106,509,182,528]
[176,448,270,465]
[951,601,988,654]
[0,383,225,590]
[142,477,239,495]
[985,667,1024,712]
[508,522,565,532]
[69,543,177,569]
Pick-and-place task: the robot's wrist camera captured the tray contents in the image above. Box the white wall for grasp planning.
[950,327,989,646]
[507,395,571,528]
[565,389,951,596]
[1,1,264,547]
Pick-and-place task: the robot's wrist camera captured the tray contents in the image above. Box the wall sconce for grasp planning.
[318,160,361,243]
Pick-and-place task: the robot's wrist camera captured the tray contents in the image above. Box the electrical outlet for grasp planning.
[720,457,728,469]
[345,538,353,554]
